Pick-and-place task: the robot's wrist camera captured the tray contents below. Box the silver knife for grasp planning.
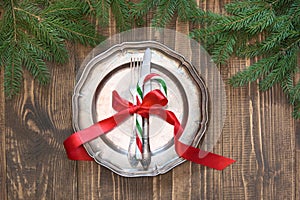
[140,48,151,169]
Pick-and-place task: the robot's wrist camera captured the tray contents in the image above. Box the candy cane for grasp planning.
[134,73,167,157]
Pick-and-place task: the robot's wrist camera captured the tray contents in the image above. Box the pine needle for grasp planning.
[191,0,300,119]
[0,0,102,97]
[131,0,202,27]
[84,0,131,31]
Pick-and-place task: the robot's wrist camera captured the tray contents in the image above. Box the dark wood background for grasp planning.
[1,0,299,199]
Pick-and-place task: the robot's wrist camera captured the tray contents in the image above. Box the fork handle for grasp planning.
[128,134,139,167]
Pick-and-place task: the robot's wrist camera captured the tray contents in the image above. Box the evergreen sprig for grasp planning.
[132,0,203,27]
[83,0,131,31]
[0,0,102,97]
[191,0,300,118]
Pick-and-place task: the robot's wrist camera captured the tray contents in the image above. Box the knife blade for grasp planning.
[140,48,151,169]
[141,48,151,94]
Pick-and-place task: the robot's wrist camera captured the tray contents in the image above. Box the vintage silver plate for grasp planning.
[73,41,209,177]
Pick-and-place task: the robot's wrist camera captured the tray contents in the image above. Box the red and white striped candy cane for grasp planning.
[133,73,167,157]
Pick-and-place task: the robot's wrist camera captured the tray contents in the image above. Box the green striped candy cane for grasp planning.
[134,73,167,158]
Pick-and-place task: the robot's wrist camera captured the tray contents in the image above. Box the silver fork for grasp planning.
[127,57,141,167]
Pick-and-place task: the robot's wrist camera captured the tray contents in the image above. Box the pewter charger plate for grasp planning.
[73,41,209,177]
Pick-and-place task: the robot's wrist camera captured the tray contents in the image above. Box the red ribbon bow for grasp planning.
[64,89,235,170]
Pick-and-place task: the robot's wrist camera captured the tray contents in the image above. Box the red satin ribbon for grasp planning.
[64,89,235,170]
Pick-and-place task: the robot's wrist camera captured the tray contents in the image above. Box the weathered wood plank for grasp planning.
[0,68,7,200]
[78,162,157,200]
[296,121,300,200]
[222,57,296,199]
[5,44,78,200]
[222,58,254,200]
[295,68,300,200]
[152,173,173,200]
[73,33,118,200]
[260,85,295,199]
[295,72,300,200]
[2,1,298,199]
[187,1,226,200]
[170,17,193,200]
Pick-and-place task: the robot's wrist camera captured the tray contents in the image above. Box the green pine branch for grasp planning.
[3,44,23,97]
[83,0,131,31]
[0,0,102,98]
[111,0,131,30]
[131,0,203,27]
[191,0,300,118]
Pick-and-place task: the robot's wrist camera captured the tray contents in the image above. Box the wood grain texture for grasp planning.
[0,68,7,200]
[221,57,296,200]
[1,0,299,199]
[296,120,300,200]
[5,43,78,200]
[296,72,300,200]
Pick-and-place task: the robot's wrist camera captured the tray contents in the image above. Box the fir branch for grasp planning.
[224,0,262,15]
[152,0,176,27]
[192,0,300,118]
[42,1,84,18]
[229,55,279,87]
[212,34,237,64]
[258,51,297,91]
[288,78,300,105]
[45,17,100,45]
[0,0,102,97]
[177,0,200,21]
[42,1,101,45]
[293,103,300,119]
[222,6,275,34]
[290,71,300,118]
[94,0,111,27]
[111,0,131,31]
[132,0,202,27]
[83,0,131,31]
[131,0,160,19]
[20,42,50,84]
[4,43,23,98]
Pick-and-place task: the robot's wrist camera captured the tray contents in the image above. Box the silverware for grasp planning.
[140,48,152,169]
[127,57,141,167]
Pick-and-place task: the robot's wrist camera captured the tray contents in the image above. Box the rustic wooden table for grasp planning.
[1,1,299,199]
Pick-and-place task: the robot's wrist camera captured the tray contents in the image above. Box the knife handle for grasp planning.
[141,118,151,170]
